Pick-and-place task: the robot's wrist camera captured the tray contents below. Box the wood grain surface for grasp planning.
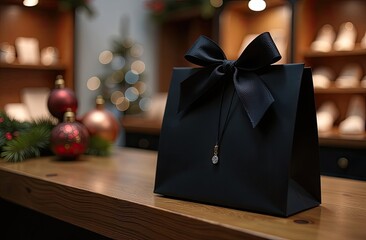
[0,148,365,239]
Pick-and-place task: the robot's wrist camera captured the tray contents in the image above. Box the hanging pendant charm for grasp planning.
[212,144,219,164]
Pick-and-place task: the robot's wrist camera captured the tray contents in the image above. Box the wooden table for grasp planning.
[0,148,365,239]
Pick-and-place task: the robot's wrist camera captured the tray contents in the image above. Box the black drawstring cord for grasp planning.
[212,81,236,165]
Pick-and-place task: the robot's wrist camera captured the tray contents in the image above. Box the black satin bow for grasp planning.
[178,32,281,128]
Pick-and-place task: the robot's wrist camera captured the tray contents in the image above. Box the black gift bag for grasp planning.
[154,32,321,217]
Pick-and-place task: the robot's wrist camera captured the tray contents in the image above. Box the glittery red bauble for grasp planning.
[50,121,89,159]
[82,96,120,142]
[47,76,78,121]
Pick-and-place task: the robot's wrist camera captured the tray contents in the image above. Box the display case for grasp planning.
[297,0,366,139]
[0,0,74,109]
[297,0,366,180]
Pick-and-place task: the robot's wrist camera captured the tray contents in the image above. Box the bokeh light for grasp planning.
[139,97,151,112]
[87,76,101,91]
[110,91,124,104]
[23,0,38,7]
[125,87,139,102]
[134,81,147,95]
[116,98,130,111]
[131,60,145,74]
[125,70,139,84]
[99,50,113,64]
[111,55,126,70]
[210,0,223,8]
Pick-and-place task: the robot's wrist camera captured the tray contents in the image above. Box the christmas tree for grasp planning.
[94,18,150,115]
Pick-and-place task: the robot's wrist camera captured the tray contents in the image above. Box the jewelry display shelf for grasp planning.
[303,47,366,58]
[0,62,66,71]
[298,1,366,133]
[318,129,366,149]
[1,148,366,239]
[297,0,366,180]
[0,0,74,109]
[314,87,366,94]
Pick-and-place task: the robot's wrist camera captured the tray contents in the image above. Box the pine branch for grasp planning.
[1,111,114,161]
[31,118,55,132]
[85,135,113,156]
[1,125,52,162]
[0,111,31,133]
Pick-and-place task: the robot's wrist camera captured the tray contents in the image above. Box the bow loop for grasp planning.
[179,32,281,127]
[184,35,227,67]
[237,32,282,70]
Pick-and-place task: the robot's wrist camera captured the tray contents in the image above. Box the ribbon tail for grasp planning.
[233,71,274,127]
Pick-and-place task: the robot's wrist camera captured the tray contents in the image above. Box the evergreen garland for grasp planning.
[85,135,113,157]
[1,124,52,162]
[0,111,112,162]
[0,113,53,162]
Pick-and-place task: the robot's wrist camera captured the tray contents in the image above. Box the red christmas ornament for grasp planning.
[82,95,120,142]
[50,110,89,159]
[47,75,78,121]
[5,132,12,140]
